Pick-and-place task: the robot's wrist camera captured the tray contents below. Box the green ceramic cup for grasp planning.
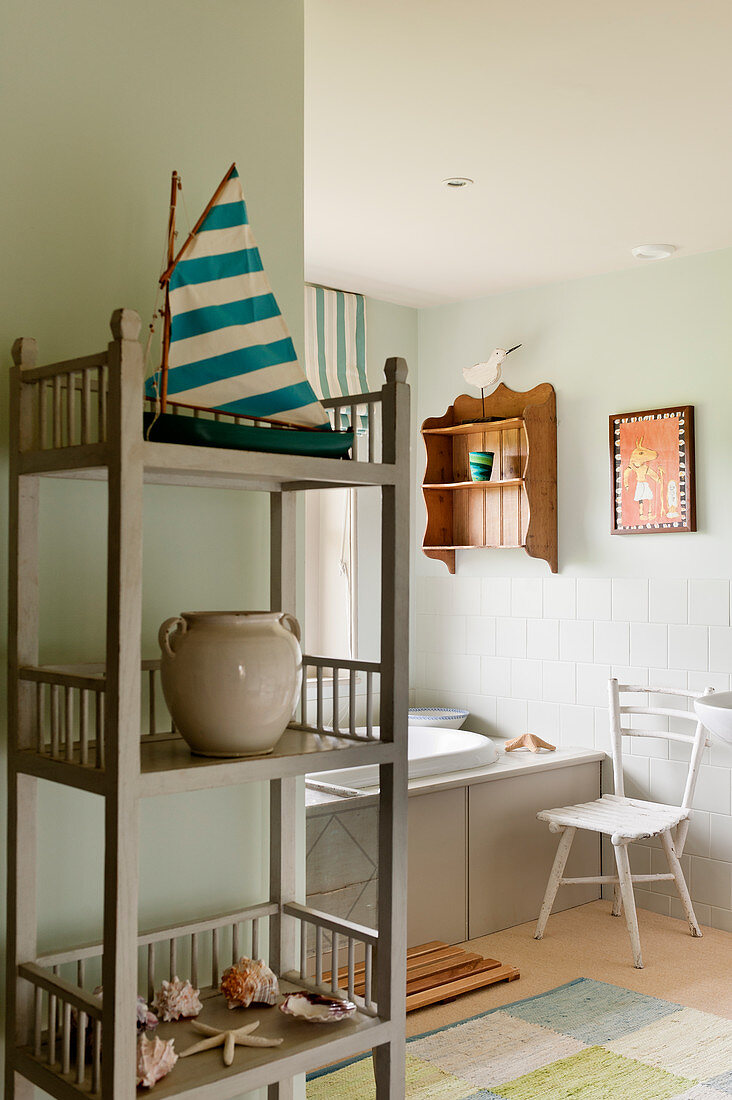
[468,450,494,482]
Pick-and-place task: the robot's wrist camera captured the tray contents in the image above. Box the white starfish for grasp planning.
[179,1019,283,1066]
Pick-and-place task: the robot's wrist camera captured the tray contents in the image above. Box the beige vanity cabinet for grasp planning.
[407,787,467,946]
[467,760,601,936]
[306,749,604,951]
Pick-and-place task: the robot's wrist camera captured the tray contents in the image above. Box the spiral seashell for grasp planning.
[152,976,202,1022]
[136,1033,178,1088]
[220,957,279,1009]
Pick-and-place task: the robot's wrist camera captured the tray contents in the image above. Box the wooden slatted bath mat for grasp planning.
[328,941,519,1013]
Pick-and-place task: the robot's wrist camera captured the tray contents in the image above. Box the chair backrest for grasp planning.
[608,678,714,811]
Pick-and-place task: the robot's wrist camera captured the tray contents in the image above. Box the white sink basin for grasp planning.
[695,691,732,745]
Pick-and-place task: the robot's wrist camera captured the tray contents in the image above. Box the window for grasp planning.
[303,285,370,661]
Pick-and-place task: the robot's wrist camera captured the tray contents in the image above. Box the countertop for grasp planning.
[305,744,605,810]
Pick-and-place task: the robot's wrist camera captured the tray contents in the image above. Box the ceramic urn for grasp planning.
[158,611,302,757]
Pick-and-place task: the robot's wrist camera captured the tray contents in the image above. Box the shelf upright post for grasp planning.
[374,357,410,1098]
[102,309,144,1098]
[6,338,40,1100]
[268,489,299,1100]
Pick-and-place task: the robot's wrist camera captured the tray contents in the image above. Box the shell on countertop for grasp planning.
[136,1033,178,1088]
[279,991,357,1024]
[220,957,279,1009]
[152,976,202,1022]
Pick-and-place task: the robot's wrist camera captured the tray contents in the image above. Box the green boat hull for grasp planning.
[143,412,353,459]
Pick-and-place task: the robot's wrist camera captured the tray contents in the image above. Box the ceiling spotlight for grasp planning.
[443,177,474,188]
[631,244,676,260]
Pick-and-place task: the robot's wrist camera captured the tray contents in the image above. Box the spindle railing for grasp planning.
[16,347,388,469]
[14,330,395,475]
[20,652,381,777]
[20,666,106,769]
[22,903,279,1094]
[321,392,382,464]
[297,656,380,740]
[19,898,376,1093]
[18,961,103,1094]
[283,902,379,1018]
[18,354,109,453]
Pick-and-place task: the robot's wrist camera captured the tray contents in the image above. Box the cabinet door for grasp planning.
[468,763,601,938]
[408,788,467,946]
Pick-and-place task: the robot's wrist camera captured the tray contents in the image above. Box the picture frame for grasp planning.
[609,405,696,534]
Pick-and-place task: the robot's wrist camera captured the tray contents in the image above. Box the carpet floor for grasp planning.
[306,977,732,1099]
[408,900,732,1038]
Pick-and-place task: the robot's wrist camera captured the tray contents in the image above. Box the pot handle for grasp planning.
[159,616,186,658]
[279,612,301,643]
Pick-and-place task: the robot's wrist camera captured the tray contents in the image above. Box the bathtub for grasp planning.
[310,725,498,789]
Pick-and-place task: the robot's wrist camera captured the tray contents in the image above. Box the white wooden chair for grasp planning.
[534,678,713,968]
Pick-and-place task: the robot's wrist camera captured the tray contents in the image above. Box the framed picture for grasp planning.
[609,405,696,534]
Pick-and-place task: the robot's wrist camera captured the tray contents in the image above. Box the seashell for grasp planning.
[72,988,157,1063]
[83,987,158,1033]
[152,976,202,1022]
[138,995,159,1032]
[279,991,357,1024]
[220,957,279,1009]
[137,1033,178,1088]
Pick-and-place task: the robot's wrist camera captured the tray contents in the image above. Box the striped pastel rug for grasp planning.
[307,979,732,1099]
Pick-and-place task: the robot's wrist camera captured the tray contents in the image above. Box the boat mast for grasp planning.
[160,170,181,412]
[160,163,236,285]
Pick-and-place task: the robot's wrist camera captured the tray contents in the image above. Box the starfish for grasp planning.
[504,732,556,753]
[179,1019,283,1066]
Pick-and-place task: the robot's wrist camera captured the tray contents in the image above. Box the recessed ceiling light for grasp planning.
[631,243,676,260]
[443,177,474,188]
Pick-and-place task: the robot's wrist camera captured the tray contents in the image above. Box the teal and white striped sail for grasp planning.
[147,165,329,429]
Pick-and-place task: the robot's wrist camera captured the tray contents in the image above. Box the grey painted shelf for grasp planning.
[6,311,411,1099]
[17,980,391,1100]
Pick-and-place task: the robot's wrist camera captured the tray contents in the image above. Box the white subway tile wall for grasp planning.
[496,617,527,658]
[526,618,560,661]
[612,578,649,623]
[577,578,612,621]
[414,575,732,931]
[649,579,688,625]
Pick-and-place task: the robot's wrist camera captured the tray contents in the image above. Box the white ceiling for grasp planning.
[305,0,732,307]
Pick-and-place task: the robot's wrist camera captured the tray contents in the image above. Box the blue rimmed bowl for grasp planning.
[408,707,469,728]
[468,450,494,482]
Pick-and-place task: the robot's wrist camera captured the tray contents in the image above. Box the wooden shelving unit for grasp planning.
[421,382,557,574]
[6,310,410,1099]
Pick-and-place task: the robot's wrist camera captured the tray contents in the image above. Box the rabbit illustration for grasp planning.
[623,436,663,521]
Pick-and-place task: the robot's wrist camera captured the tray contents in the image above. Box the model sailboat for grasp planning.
[145,164,352,456]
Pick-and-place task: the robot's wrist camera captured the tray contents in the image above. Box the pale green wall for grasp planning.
[413,250,732,933]
[416,248,732,579]
[365,298,419,392]
[0,1,304,1094]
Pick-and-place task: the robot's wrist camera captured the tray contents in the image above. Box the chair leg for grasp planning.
[661,828,702,938]
[613,840,643,968]
[535,827,576,940]
[611,884,623,917]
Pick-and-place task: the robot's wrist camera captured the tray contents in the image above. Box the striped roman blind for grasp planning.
[304,285,368,405]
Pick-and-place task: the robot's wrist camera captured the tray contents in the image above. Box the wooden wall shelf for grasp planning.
[421,383,557,574]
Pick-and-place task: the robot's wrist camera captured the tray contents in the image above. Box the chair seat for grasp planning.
[537,793,690,841]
